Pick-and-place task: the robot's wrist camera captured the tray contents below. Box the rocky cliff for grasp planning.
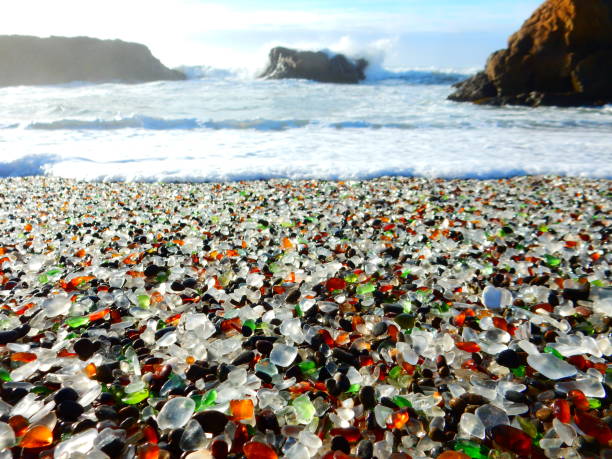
[0,35,185,87]
[259,47,368,84]
[449,0,612,106]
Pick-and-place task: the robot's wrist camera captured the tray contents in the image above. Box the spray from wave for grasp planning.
[174,36,474,85]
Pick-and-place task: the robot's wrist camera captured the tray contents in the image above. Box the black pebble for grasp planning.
[256,409,281,435]
[231,350,254,366]
[496,349,521,369]
[505,390,528,403]
[256,340,273,356]
[331,436,351,454]
[194,410,228,435]
[186,364,207,381]
[101,438,126,457]
[57,400,84,422]
[170,281,185,291]
[0,324,30,345]
[73,419,97,434]
[95,405,117,421]
[74,338,100,360]
[144,265,162,277]
[360,385,376,410]
[54,387,79,404]
[372,321,388,336]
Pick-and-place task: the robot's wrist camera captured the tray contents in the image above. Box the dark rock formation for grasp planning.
[259,47,368,84]
[448,0,612,106]
[0,35,185,87]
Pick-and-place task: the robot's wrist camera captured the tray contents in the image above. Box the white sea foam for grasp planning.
[0,76,610,182]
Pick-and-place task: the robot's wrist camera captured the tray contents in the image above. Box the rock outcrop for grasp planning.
[259,47,368,84]
[449,0,612,106]
[0,35,185,87]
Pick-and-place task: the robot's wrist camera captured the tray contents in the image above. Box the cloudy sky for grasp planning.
[1,0,542,70]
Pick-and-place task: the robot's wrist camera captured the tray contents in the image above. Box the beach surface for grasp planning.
[0,176,609,458]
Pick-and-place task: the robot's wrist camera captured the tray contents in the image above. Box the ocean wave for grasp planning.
[175,65,250,80]
[0,154,59,177]
[22,115,612,132]
[175,62,470,85]
[25,116,310,131]
[364,68,471,85]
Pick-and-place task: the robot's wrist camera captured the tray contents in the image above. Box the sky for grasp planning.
[1,0,543,71]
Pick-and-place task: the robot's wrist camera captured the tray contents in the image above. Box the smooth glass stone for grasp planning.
[553,418,576,446]
[374,405,393,428]
[66,316,90,328]
[180,419,206,451]
[297,360,316,375]
[475,404,509,429]
[544,255,561,267]
[269,344,297,367]
[157,397,195,430]
[437,452,471,459]
[292,394,315,424]
[244,441,278,459]
[122,388,149,405]
[527,353,577,380]
[491,425,535,456]
[193,390,217,412]
[555,377,605,398]
[356,283,375,295]
[230,399,254,421]
[137,295,150,308]
[459,413,485,439]
[453,439,489,459]
[0,421,15,450]
[482,286,511,310]
[574,410,612,446]
[553,399,571,423]
[20,425,53,449]
[54,428,97,458]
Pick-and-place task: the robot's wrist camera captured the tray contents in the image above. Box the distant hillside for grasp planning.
[0,35,185,87]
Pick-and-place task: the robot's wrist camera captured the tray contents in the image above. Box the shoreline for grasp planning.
[0,175,609,458]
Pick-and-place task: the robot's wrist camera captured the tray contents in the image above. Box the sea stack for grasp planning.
[449,0,612,106]
[259,47,368,84]
[0,35,185,87]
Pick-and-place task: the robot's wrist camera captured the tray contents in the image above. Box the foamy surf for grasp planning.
[0,72,610,182]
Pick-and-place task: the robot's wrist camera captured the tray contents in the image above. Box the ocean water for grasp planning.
[1,68,611,181]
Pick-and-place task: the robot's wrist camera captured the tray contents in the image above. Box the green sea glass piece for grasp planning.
[356,283,375,295]
[66,316,89,328]
[454,439,489,459]
[293,394,315,424]
[137,295,150,309]
[122,388,149,405]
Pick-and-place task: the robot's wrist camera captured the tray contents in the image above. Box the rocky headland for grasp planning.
[449,0,612,107]
[0,35,185,87]
[259,47,368,84]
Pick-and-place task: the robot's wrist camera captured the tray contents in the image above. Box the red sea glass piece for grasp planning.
[138,443,159,459]
[330,426,361,443]
[20,425,53,449]
[574,410,612,446]
[436,452,470,459]
[388,409,410,429]
[230,399,254,420]
[566,355,592,372]
[568,389,590,411]
[243,442,278,459]
[455,341,480,353]
[10,352,37,363]
[326,277,347,291]
[9,415,29,437]
[491,425,535,457]
[553,399,571,423]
